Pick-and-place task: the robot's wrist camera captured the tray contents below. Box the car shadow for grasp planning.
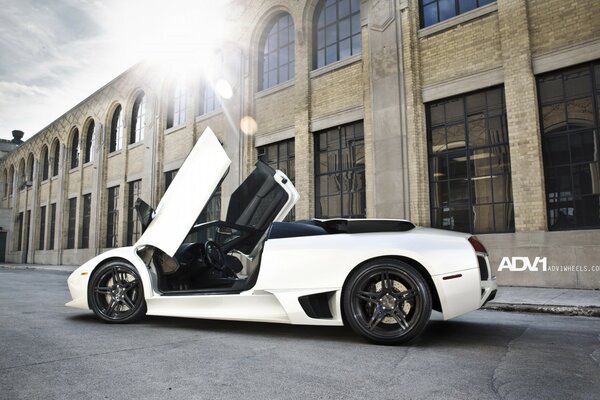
[67,310,521,347]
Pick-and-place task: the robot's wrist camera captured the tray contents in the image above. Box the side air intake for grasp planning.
[298,292,334,319]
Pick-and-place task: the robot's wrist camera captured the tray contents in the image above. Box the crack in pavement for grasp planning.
[490,327,528,400]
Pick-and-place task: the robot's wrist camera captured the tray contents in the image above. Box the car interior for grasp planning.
[136,161,290,295]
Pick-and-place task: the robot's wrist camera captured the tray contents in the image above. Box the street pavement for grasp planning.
[0,268,599,400]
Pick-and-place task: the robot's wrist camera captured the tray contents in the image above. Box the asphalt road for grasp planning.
[1,269,599,400]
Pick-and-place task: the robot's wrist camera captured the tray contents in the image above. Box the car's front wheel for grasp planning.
[89,260,146,323]
[343,259,432,344]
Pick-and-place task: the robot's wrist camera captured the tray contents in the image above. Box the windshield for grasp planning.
[183,220,261,254]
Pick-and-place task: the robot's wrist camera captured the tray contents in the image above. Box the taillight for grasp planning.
[468,236,487,254]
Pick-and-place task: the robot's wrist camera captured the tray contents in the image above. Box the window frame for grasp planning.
[537,61,600,231]
[314,121,366,219]
[48,203,56,250]
[313,0,362,70]
[420,0,496,28]
[84,121,95,164]
[130,93,146,144]
[81,194,91,248]
[66,197,77,249]
[426,86,514,234]
[259,13,295,91]
[38,205,46,250]
[257,138,296,221]
[127,180,142,246]
[110,105,123,153]
[106,186,120,248]
[70,129,80,169]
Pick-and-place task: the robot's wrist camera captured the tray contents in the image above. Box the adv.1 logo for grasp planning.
[498,257,548,272]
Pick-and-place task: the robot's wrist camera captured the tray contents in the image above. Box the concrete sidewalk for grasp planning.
[1,263,599,317]
[483,286,600,317]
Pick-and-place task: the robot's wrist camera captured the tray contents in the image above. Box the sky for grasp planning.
[0,0,232,141]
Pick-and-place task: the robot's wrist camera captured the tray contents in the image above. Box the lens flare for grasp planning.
[240,116,258,135]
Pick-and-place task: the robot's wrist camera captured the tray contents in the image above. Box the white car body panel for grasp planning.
[135,127,231,257]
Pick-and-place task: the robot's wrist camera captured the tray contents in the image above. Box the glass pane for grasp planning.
[449,204,470,232]
[430,126,445,153]
[538,75,563,105]
[466,92,486,115]
[350,0,360,13]
[319,175,328,196]
[423,3,438,27]
[351,13,361,35]
[570,131,596,163]
[448,179,469,202]
[328,195,341,217]
[546,166,572,199]
[430,103,445,126]
[459,0,478,13]
[470,148,490,177]
[544,135,569,166]
[473,204,494,233]
[471,176,493,204]
[571,163,598,195]
[575,195,600,227]
[326,44,337,65]
[431,208,443,228]
[490,146,511,175]
[446,123,466,150]
[445,98,463,123]
[325,4,336,25]
[467,115,486,147]
[548,200,575,230]
[486,88,502,110]
[430,181,449,207]
[325,24,337,46]
[279,47,288,66]
[328,151,339,172]
[339,17,351,39]
[438,0,457,21]
[566,97,594,129]
[494,203,514,232]
[564,68,591,99]
[317,29,325,49]
[339,38,351,59]
[351,33,361,54]
[339,0,350,18]
[541,103,567,133]
[491,175,512,203]
[487,116,505,145]
[319,197,328,217]
[449,153,468,179]
[430,155,448,181]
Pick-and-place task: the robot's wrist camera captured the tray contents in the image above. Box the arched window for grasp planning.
[260,13,295,90]
[51,139,60,177]
[130,92,146,144]
[167,81,186,128]
[2,169,7,197]
[110,105,123,153]
[70,129,80,169]
[41,145,49,181]
[84,120,95,163]
[8,166,14,195]
[314,0,361,69]
[26,153,34,182]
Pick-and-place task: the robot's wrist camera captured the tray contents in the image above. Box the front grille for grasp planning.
[478,255,489,280]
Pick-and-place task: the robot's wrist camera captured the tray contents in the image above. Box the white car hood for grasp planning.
[135,127,231,256]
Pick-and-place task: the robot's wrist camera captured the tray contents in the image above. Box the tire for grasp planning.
[88,260,147,323]
[343,259,432,345]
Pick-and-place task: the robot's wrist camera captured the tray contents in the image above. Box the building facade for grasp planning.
[1,0,599,288]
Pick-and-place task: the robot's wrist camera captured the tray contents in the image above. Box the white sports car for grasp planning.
[66,127,497,344]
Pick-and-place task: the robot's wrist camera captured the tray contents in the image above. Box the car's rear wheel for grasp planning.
[343,259,432,345]
[89,260,146,323]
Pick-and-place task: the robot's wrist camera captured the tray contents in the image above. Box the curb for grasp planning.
[0,265,76,273]
[483,303,600,318]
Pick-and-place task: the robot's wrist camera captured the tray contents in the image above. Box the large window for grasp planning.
[130,93,146,144]
[260,13,295,90]
[314,0,361,69]
[167,80,186,128]
[110,105,123,153]
[198,188,222,223]
[84,121,95,164]
[15,212,23,251]
[106,186,119,248]
[427,87,513,233]
[315,121,365,218]
[8,166,14,195]
[70,129,80,169]
[420,0,495,28]
[538,62,600,230]
[258,139,296,221]
[66,198,77,249]
[38,206,46,250]
[127,180,142,246]
[48,203,56,250]
[81,194,91,248]
[41,146,49,181]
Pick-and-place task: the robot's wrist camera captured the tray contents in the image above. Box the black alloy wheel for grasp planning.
[89,260,146,323]
[343,259,432,344]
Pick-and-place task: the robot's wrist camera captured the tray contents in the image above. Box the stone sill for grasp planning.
[164,124,186,136]
[195,109,223,124]
[255,79,295,99]
[310,53,362,79]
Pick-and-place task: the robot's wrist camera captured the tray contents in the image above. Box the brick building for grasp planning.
[1,0,599,288]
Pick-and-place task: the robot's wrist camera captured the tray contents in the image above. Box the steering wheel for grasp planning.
[204,240,226,270]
